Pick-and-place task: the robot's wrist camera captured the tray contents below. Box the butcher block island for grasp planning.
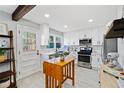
[43,56,75,88]
[100,63,124,88]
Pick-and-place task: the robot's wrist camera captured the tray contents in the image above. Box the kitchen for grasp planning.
[0,5,124,88]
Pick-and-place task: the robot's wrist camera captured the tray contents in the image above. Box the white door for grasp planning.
[17,24,41,79]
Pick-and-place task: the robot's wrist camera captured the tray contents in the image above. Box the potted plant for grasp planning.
[0,49,6,62]
[63,52,69,56]
[60,52,69,62]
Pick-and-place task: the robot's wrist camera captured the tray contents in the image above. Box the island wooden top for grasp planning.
[100,64,124,88]
[44,56,75,67]
[102,63,124,78]
[100,64,118,88]
[55,57,74,67]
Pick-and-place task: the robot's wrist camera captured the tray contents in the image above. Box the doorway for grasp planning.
[17,24,41,79]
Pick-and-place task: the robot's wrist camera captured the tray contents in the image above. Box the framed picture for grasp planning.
[0,23,8,35]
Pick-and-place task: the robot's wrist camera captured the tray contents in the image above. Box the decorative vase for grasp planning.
[60,57,64,62]
[0,56,7,62]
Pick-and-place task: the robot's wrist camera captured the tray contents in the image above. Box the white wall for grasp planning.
[0,11,40,74]
[64,26,105,46]
[118,38,124,68]
[117,6,124,69]
[40,23,49,45]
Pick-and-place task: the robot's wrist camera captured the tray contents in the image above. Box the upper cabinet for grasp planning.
[92,29,98,45]
[64,27,104,46]
[64,31,79,45]
[92,28,104,45]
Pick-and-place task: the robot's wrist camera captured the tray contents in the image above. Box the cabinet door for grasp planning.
[92,28,104,45]
[91,55,101,68]
[71,32,79,45]
[98,28,104,45]
[92,29,98,45]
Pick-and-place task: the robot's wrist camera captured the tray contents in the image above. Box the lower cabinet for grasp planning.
[91,54,102,69]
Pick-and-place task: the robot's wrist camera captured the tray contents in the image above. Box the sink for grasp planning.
[49,53,60,59]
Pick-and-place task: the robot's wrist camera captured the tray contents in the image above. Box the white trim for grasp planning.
[16,24,41,80]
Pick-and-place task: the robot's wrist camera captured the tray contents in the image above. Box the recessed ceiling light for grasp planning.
[64,25,68,28]
[88,19,94,23]
[44,13,50,18]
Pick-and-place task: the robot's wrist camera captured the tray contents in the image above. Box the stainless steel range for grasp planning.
[78,47,92,69]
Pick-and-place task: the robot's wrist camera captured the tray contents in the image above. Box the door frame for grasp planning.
[16,24,41,80]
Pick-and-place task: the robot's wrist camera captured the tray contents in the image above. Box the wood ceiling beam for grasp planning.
[12,5,36,21]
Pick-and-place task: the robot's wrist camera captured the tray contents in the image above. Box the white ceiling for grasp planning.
[0,5,119,32]
[0,5,18,14]
[24,5,119,32]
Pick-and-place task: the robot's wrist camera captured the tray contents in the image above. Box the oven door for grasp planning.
[78,54,90,63]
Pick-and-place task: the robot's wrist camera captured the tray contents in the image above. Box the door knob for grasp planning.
[37,50,39,55]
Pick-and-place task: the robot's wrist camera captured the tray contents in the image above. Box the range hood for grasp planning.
[105,18,124,39]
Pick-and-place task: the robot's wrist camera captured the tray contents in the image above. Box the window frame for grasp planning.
[48,34,63,49]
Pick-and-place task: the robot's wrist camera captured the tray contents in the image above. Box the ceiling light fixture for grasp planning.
[64,25,68,28]
[88,19,94,23]
[44,13,50,18]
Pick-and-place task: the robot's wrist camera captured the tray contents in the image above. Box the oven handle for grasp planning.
[78,54,91,56]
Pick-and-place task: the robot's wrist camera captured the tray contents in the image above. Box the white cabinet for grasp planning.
[79,30,92,39]
[97,27,104,45]
[64,32,79,45]
[64,27,104,46]
[91,54,100,68]
[92,28,104,45]
[70,32,79,45]
[92,29,98,45]
[91,46,103,69]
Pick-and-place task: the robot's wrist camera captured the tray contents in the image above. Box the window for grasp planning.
[47,36,54,48]
[56,37,61,48]
[48,35,62,48]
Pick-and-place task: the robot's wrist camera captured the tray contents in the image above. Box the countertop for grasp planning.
[40,51,55,55]
[100,63,124,88]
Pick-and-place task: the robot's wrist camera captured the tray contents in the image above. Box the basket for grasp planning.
[0,56,7,62]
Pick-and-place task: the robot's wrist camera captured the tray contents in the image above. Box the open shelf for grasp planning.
[0,31,17,88]
[0,48,13,50]
[0,59,15,64]
[0,35,13,38]
[0,70,13,80]
[0,77,9,83]
[7,82,17,88]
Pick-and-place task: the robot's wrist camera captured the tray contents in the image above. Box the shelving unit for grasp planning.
[0,35,13,38]
[0,59,15,64]
[0,48,14,50]
[0,31,17,88]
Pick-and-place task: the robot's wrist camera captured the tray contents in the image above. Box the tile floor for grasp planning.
[17,65,100,88]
